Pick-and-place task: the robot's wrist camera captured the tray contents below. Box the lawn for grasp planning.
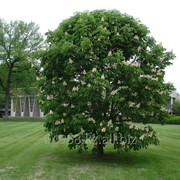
[0,118,179,180]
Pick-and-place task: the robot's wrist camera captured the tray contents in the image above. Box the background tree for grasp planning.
[172,101,180,115]
[39,10,175,154]
[0,19,44,117]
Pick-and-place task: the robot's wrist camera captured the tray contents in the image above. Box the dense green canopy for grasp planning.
[39,10,175,154]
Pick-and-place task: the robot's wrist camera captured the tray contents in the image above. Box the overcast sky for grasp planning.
[1,0,179,92]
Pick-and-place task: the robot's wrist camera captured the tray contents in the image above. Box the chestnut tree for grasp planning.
[39,10,175,154]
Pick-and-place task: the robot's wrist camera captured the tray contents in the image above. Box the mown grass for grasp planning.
[0,118,180,180]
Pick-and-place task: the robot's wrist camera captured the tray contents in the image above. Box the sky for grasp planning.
[0,0,179,92]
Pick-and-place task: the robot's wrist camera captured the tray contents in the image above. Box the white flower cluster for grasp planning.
[108,51,112,56]
[81,80,86,85]
[134,35,139,40]
[82,70,87,74]
[157,90,167,95]
[101,74,105,79]
[120,141,126,146]
[101,17,104,22]
[128,102,140,108]
[47,95,53,100]
[140,74,158,81]
[92,67,97,72]
[87,102,92,106]
[72,86,79,91]
[139,134,145,140]
[107,119,113,128]
[160,107,168,112]
[145,86,151,91]
[122,61,140,67]
[132,92,138,97]
[87,117,96,124]
[110,86,129,96]
[110,89,118,96]
[63,81,67,86]
[68,58,73,64]
[101,127,106,133]
[55,119,64,125]
[100,122,103,127]
[49,110,53,114]
[151,68,163,76]
[115,126,119,132]
[71,104,75,108]
[63,113,67,117]
[112,63,117,69]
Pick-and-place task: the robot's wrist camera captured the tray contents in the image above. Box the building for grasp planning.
[10,88,44,118]
[168,90,180,114]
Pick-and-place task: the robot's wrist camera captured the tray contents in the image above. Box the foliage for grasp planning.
[39,10,175,154]
[172,101,180,116]
[165,114,180,124]
[0,19,44,117]
[130,114,180,124]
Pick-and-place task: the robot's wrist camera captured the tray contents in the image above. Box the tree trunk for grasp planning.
[4,90,10,118]
[97,142,104,155]
[4,67,13,118]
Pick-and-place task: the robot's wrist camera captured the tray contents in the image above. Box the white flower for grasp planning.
[129,124,134,129]
[101,17,104,22]
[101,127,106,133]
[100,122,103,127]
[87,117,96,123]
[112,64,117,69]
[129,102,136,107]
[134,35,139,40]
[110,90,118,96]
[49,110,53,114]
[138,46,142,52]
[81,128,85,133]
[72,86,79,91]
[71,104,75,108]
[136,103,140,108]
[139,134,145,140]
[81,80,86,85]
[132,92,138,96]
[104,27,107,30]
[82,70,87,74]
[87,83,91,87]
[55,120,61,125]
[63,113,67,117]
[61,119,64,124]
[151,68,156,72]
[87,102,92,106]
[69,58,73,64]
[108,119,113,127]
[108,51,112,56]
[65,32,68,35]
[145,127,149,132]
[63,81,67,86]
[120,141,125,146]
[115,126,119,132]
[101,74,105,79]
[148,132,153,137]
[116,32,120,36]
[92,67,97,72]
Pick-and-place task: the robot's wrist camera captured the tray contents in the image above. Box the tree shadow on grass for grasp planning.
[79,151,150,166]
